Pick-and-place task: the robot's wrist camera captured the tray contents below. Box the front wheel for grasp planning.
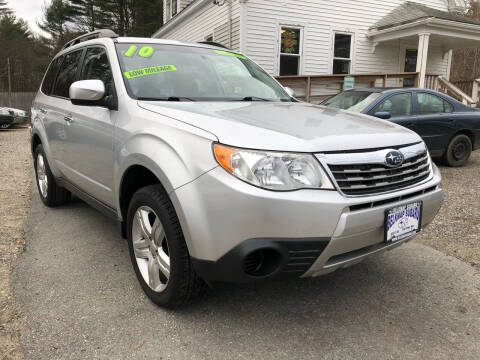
[127,185,205,308]
[443,134,472,167]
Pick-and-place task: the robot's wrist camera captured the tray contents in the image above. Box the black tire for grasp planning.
[127,185,206,308]
[34,144,71,207]
[443,134,472,167]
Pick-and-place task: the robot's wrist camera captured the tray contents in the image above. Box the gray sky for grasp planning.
[9,0,50,37]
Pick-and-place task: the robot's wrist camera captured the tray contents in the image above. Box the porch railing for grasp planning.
[276,72,420,103]
[275,72,478,107]
[450,80,474,97]
[450,78,480,107]
[437,77,477,107]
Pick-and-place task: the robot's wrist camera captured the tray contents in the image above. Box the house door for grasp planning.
[404,49,418,87]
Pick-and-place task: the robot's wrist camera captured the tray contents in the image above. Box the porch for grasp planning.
[367,2,480,90]
[274,2,480,107]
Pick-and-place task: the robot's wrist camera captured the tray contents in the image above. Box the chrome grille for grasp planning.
[318,143,432,196]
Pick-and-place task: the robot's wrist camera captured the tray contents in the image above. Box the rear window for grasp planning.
[41,57,61,95]
[52,49,83,98]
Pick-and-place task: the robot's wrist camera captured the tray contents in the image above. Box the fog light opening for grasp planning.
[243,249,282,277]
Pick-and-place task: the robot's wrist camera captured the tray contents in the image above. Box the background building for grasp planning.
[154,0,480,102]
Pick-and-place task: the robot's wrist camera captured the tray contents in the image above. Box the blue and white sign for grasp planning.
[385,202,422,242]
[344,76,355,90]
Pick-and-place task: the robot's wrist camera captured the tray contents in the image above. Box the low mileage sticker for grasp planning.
[124,65,177,79]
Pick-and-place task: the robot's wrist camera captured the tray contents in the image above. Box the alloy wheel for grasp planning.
[131,206,170,293]
[36,153,48,198]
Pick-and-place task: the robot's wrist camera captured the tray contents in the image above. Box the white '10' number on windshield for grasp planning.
[124,45,154,58]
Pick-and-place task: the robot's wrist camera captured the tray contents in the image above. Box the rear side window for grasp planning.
[52,49,83,98]
[41,57,61,95]
[417,93,453,114]
[80,47,114,95]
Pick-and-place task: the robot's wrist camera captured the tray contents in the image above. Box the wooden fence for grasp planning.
[0,92,36,114]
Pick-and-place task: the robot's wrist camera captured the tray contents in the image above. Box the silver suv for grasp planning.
[31,31,444,308]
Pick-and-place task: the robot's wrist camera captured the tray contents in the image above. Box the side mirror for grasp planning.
[70,80,105,106]
[374,111,391,120]
[284,86,296,98]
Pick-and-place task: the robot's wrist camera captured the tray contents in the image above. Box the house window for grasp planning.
[332,33,352,74]
[279,27,301,76]
[166,0,177,20]
[166,0,171,20]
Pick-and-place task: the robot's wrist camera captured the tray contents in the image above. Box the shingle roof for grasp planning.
[371,1,480,30]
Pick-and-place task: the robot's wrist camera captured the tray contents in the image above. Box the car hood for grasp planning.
[138,101,421,152]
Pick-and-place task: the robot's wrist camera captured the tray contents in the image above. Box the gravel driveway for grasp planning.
[0,128,31,360]
[2,126,479,359]
[417,151,480,268]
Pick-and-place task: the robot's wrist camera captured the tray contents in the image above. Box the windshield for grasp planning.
[323,91,382,112]
[116,43,292,102]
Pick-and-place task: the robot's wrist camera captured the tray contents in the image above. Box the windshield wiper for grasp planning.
[137,96,196,102]
[238,96,273,102]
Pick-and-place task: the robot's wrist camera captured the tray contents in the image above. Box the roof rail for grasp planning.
[197,41,229,49]
[62,29,119,50]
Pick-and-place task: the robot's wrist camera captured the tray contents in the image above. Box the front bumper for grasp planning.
[171,164,443,283]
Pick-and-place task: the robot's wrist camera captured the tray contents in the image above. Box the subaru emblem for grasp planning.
[385,150,404,167]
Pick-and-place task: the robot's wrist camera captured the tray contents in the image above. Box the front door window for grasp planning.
[80,47,114,95]
[372,93,412,118]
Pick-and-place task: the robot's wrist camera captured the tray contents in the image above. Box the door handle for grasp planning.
[64,115,73,123]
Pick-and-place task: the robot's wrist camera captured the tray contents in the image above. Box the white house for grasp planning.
[153,0,480,100]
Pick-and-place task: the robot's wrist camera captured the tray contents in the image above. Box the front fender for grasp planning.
[114,129,218,220]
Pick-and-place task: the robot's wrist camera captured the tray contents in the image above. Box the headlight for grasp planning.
[213,144,334,191]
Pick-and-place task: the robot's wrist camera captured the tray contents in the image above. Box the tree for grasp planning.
[129,0,163,37]
[0,14,30,39]
[68,0,163,36]
[450,1,480,82]
[465,0,480,18]
[38,0,75,38]
[0,15,50,92]
[0,1,11,15]
[38,0,85,55]
[69,0,113,31]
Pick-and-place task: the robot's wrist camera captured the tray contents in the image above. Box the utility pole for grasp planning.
[7,57,12,107]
